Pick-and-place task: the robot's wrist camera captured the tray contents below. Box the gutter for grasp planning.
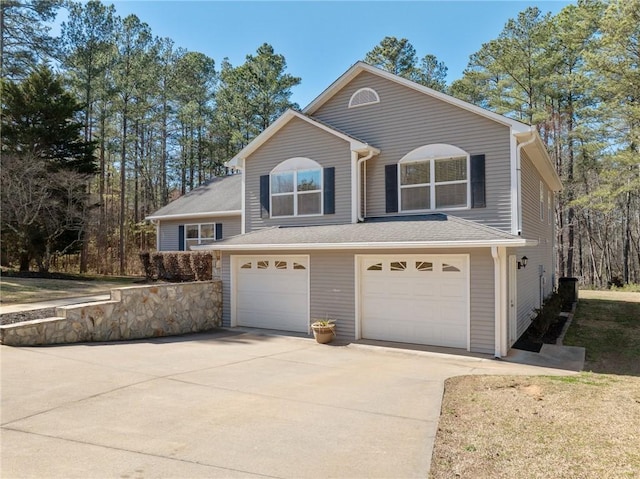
[193,238,537,252]
[146,210,242,222]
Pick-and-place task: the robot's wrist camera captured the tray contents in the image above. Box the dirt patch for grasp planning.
[430,374,640,479]
[0,308,57,325]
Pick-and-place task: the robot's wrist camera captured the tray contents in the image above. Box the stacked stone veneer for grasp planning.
[0,281,222,346]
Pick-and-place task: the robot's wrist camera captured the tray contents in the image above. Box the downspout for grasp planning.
[357,150,376,222]
[491,246,508,358]
[515,131,537,235]
[239,158,246,234]
[491,246,502,358]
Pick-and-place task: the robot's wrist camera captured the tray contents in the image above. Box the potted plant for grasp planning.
[310,318,336,344]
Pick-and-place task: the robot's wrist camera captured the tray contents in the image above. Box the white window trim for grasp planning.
[185,222,217,249]
[270,159,324,218]
[348,87,380,108]
[547,188,552,225]
[398,150,471,213]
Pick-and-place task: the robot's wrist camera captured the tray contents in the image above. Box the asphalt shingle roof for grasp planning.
[211,214,524,248]
[147,174,241,219]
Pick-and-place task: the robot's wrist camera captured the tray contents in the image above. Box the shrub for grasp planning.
[178,253,195,281]
[530,292,562,340]
[140,251,213,282]
[151,253,166,280]
[139,251,154,281]
[163,253,180,281]
[191,252,213,281]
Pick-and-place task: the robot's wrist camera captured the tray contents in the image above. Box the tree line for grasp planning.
[1,0,638,287]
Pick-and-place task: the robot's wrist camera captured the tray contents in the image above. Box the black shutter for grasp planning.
[385,164,399,213]
[470,154,486,208]
[259,175,270,218]
[178,225,185,251]
[215,223,223,240]
[323,167,335,214]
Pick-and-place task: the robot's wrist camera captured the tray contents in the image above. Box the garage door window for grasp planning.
[416,261,433,271]
[390,261,407,271]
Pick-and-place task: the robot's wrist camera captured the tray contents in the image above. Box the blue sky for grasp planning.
[58,1,572,107]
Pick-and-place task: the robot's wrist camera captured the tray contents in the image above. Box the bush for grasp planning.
[191,252,213,281]
[140,251,213,282]
[151,253,167,280]
[178,253,195,281]
[530,292,562,340]
[139,252,154,281]
[163,253,180,281]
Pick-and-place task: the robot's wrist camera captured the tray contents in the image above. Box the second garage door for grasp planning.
[233,255,309,333]
[360,255,469,349]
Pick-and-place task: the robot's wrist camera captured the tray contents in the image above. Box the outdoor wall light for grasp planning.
[518,256,528,269]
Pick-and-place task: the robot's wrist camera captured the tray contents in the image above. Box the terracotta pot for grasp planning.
[311,324,336,344]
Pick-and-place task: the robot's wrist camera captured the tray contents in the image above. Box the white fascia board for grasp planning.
[514,130,563,192]
[304,62,532,133]
[193,238,537,251]
[145,210,242,221]
[227,109,376,167]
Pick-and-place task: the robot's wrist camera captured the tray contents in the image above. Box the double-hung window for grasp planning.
[270,158,323,217]
[185,223,216,250]
[399,144,470,212]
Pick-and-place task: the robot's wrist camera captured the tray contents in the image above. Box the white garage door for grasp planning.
[360,255,469,348]
[234,255,309,333]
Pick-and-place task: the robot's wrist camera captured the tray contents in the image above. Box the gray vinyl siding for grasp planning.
[221,247,495,354]
[157,216,241,251]
[512,151,556,337]
[244,117,353,233]
[313,71,513,231]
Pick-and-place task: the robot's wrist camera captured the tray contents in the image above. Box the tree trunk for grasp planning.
[19,252,29,272]
[119,101,128,276]
[623,190,631,284]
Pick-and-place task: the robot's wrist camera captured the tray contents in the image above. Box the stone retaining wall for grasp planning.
[0,281,222,346]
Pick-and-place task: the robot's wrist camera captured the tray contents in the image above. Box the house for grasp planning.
[147,174,242,251]
[198,61,562,358]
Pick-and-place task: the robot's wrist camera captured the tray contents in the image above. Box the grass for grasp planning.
[0,276,140,304]
[563,290,640,375]
[430,289,640,479]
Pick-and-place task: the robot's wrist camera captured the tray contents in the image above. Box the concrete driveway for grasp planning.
[1,330,572,478]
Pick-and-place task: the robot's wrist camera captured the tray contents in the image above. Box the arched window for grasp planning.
[348,87,380,108]
[398,144,470,211]
[270,157,323,217]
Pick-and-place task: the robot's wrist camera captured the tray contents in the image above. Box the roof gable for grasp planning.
[303,62,532,134]
[227,109,379,167]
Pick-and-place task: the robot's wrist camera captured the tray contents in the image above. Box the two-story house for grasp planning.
[196,61,561,358]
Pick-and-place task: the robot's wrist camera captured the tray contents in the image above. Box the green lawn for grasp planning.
[0,276,140,304]
[563,290,640,375]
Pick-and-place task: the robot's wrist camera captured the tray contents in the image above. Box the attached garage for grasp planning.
[358,255,469,349]
[231,255,309,333]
